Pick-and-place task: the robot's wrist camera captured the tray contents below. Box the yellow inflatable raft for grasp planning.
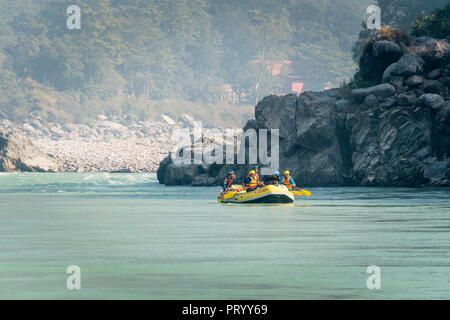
[218,184,295,204]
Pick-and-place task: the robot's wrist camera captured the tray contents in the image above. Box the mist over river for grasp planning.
[0,173,449,299]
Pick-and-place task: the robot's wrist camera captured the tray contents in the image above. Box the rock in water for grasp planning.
[0,130,60,172]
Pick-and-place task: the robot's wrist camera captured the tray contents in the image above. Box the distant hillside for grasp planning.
[0,0,373,125]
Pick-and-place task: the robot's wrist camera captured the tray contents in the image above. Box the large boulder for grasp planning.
[0,130,60,172]
[255,94,298,146]
[359,40,403,84]
[427,69,443,79]
[394,54,425,77]
[351,83,396,102]
[290,91,350,185]
[254,91,351,186]
[420,94,444,109]
[423,80,445,96]
[156,155,207,186]
[373,40,403,59]
[404,75,424,87]
[383,54,425,82]
[408,37,450,71]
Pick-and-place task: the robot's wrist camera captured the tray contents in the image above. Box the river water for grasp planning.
[0,172,449,299]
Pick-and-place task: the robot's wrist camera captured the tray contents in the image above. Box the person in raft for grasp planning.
[264,171,280,185]
[252,165,260,182]
[223,170,236,191]
[243,170,263,192]
[280,171,296,190]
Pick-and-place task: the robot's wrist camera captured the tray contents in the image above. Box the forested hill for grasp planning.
[0,0,445,126]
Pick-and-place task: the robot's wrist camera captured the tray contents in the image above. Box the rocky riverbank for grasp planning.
[0,114,196,172]
[157,34,450,187]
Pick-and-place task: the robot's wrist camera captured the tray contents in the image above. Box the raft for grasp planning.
[218,184,295,204]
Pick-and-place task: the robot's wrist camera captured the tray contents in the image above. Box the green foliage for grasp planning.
[376,0,449,30]
[412,3,450,39]
[352,0,449,63]
[0,0,372,126]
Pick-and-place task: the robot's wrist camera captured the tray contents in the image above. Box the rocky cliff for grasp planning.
[0,130,60,172]
[157,34,450,187]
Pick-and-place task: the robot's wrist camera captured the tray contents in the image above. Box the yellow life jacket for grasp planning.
[281,176,293,189]
[246,176,258,189]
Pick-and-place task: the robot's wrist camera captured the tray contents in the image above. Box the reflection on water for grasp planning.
[0,173,449,299]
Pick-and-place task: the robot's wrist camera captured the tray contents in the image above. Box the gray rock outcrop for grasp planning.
[0,130,60,172]
[351,83,396,102]
[157,34,450,187]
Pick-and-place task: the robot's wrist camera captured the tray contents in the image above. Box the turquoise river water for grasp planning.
[0,172,449,299]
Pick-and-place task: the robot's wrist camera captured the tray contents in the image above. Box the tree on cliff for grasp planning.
[352,0,449,64]
[412,3,450,39]
[377,0,449,30]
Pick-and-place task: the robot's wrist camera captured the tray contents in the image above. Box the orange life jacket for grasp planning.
[281,176,293,189]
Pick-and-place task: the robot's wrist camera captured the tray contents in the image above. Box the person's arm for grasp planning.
[290,178,296,186]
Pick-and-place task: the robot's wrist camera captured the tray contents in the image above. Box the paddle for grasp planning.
[292,185,311,197]
[291,190,303,196]
[223,191,237,200]
[218,178,234,203]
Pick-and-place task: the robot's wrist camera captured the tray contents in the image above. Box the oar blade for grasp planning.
[291,190,303,196]
[301,189,311,197]
[223,192,236,199]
